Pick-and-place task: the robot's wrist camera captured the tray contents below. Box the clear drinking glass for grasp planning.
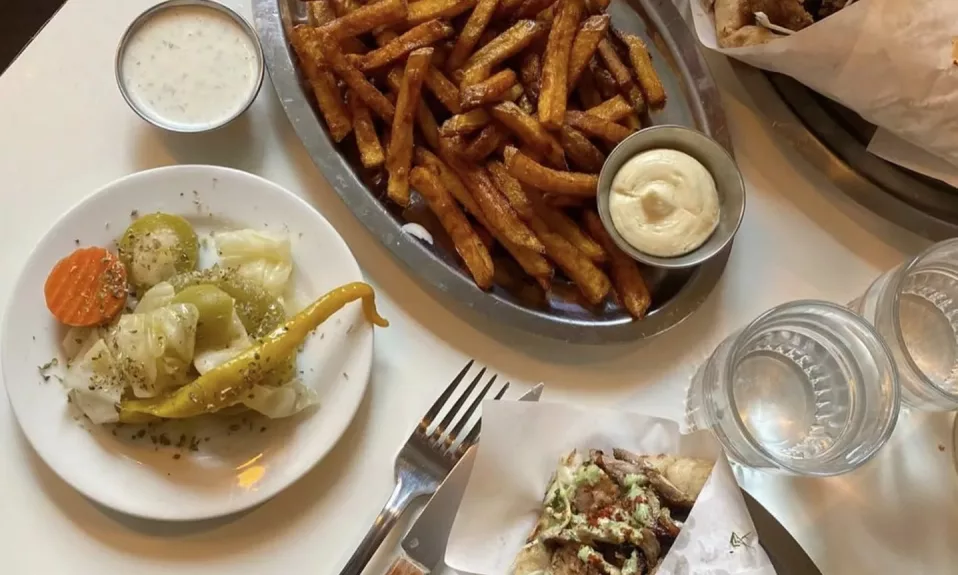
[686,300,900,476]
[850,239,958,411]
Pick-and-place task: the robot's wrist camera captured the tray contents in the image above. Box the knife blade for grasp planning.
[385,383,544,575]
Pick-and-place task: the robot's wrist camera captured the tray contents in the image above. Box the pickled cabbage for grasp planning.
[109,303,199,398]
[63,339,123,424]
[214,230,292,297]
[134,282,175,313]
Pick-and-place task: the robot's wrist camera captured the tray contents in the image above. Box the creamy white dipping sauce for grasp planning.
[609,149,720,257]
[120,4,260,130]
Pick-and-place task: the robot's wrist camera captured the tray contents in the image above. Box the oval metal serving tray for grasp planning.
[765,72,958,239]
[252,0,731,343]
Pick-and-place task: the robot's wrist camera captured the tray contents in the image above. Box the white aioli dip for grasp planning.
[120,5,259,130]
[609,149,720,257]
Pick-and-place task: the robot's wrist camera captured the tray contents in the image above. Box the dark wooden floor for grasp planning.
[1,0,65,73]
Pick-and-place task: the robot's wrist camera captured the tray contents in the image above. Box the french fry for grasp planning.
[565,110,632,143]
[526,213,611,305]
[346,89,385,168]
[590,58,619,99]
[424,65,462,114]
[622,113,642,131]
[439,139,545,253]
[586,94,632,122]
[489,102,566,168]
[439,109,491,136]
[320,0,408,39]
[500,238,554,281]
[537,0,583,130]
[575,67,604,108]
[328,0,361,16]
[359,19,453,71]
[416,98,442,149]
[460,124,504,162]
[529,193,606,263]
[372,26,399,44]
[459,20,547,87]
[314,0,368,53]
[416,147,554,280]
[474,224,495,251]
[386,67,441,149]
[320,30,396,121]
[488,160,534,219]
[415,147,482,215]
[618,32,667,109]
[461,69,518,110]
[504,145,597,197]
[445,0,499,72]
[494,0,525,18]
[558,125,605,172]
[515,0,557,19]
[567,15,609,89]
[410,167,495,288]
[518,51,542,106]
[583,210,650,318]
[291,26,353,142]
[308,0,337,25]
[502,83,524,102]
[596,38,646,113]
[407,0,477,25]
[387,48,432,206]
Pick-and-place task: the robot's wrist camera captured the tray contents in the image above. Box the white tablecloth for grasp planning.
[0,0,953,573]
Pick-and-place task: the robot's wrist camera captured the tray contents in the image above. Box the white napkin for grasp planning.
[444,401,776,575]
[689,0,958,171]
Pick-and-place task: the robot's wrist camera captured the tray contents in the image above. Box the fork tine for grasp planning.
[445,374,496,449]
[453,380,509,457]
[419,360,474,433]
[432,367,485,440]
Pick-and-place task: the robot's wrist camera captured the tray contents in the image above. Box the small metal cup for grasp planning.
[115,0,265,133]
[597,125,746,269]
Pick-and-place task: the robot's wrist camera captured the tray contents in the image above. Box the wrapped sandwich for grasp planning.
[711,0,858,47]
[512,449,713,575]
[692,0,958,176]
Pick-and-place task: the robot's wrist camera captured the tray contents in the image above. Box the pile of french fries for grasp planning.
[291,0,669,319]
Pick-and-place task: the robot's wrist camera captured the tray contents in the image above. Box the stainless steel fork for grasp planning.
[339,360,508,575]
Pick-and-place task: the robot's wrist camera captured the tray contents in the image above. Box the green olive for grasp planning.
[172,285,234,349]
[118,213,199,292]
[169,266,286,338]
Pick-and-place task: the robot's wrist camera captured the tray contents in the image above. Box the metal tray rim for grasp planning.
[252,0,731,343]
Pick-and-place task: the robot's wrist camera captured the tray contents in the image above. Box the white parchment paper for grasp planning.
[690,0,958,169]
[867,128,958,188]
[444,401,775,575]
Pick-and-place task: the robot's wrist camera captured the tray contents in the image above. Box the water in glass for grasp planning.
[852,239,958,410]
[687,301,899,476]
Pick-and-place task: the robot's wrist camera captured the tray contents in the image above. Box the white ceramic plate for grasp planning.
[2,165,375,521]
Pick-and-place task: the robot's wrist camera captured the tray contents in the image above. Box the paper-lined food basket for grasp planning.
[687,0,958,183]
[444,400,776,575]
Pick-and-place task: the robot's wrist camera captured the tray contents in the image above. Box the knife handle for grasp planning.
[384,556,428,575]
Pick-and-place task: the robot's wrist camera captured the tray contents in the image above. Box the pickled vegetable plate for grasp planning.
[1,165,374,520]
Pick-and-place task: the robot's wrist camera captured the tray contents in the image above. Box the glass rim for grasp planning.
[886,238,958,403]
[720,299,900,476]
